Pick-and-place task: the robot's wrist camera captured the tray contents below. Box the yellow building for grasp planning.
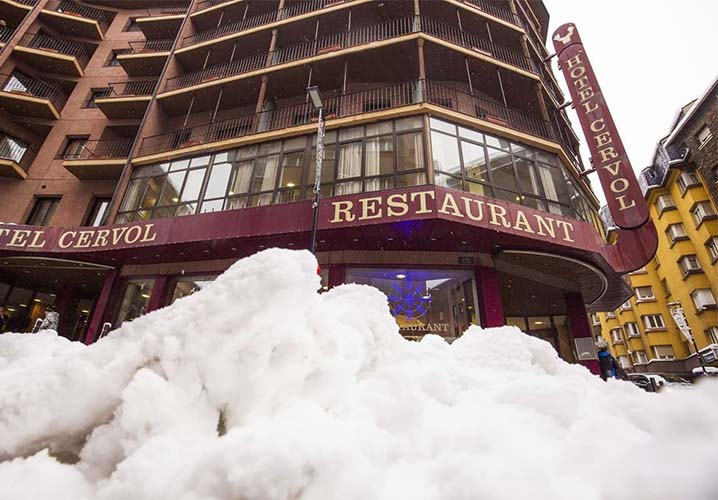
[595,88,718,376]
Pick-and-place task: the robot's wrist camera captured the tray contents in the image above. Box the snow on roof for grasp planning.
[1,249,718,499]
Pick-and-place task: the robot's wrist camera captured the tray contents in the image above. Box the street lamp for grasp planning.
[307,85,325,254]
[667,300,708,375]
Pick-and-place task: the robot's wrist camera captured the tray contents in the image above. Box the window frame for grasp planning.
[634,285,655,302]
[691,288,717,312]
[26,196,61,226]
[642,314,666,331]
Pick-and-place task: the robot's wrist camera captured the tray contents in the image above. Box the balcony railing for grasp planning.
[60,139,133,161]
[19,32,91,68]
[194,0,234,11]
[8,0,37,5]
[459,0,520,26]
[0,26,14,44]
[139,4,189,17]
[139,79,555,157]
[1,73,68,112]
[167,17,536,92]
[54,0,114,32]
[0,136,29,165]
[128,38,174,53]
[184,0,336,47]
[106,80,156,97]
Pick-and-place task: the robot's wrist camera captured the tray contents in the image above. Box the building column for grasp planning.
[84,269,118,344]
[564,292,600,375]
[147,275,171,312]
[328,264,345,289]
[475,266,504,328]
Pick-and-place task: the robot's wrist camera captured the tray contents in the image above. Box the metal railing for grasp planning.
[106,80,156,96]
[169,16,416,91]
[19,32,91,68]
[459,0,520,27]
[194,0,234,11]
[60,139,133,160]
[0,26,14,44]
[138,4,190,17]
[0,73,68,112]
[139,79,555,157]
[128,38,174,53]
[54,0,115,33]
[184,0,330,46]
[9,0,37,5]
[0,136,29,165]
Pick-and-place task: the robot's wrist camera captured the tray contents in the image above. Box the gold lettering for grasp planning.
[93,229,109,247]
[569,65,586,79]
[574,75,589,90]
[594,131,612,148]
[410,190,435,214]
[512,210,535,234]
[534,215,556,238]
[7,230,31,247]
[359,196,382,220]
[590,118,606,133]
[602,159,621,176]
[387,194,409,217]
[565,53,583,69]
[330,201,355,223]
[555,220,575,242]
[578,87,594,103]
[75,231,94,249]
[610,178,629,193]
[488,203,511,228]
[438,192,462,217]
[140,224,157,243]
[111,227,128,245]
[58,231,77,249]
[582,101,599,114]
[598,146,619,163]
[462,197,485,221]
[617,195,637,211]
[124,226,142,244]
[28,231,47,248]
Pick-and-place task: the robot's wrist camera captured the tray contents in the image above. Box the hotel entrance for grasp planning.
[0,257,110,340]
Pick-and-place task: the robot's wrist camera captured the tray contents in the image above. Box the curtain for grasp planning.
[337,142,362,179]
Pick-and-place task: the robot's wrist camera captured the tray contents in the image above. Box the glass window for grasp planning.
[26,197,60,226]
[181,168,206,202]
[85,198,111,227]
[229,160,254,196]
[169,276,217,304]
[429,118,455,134]
[251,155,279,193]
[461,141,488,182]
[397,132,424,171]
[308,144,336,185]
[486,147,517,192]
[337,142,362,179]
[116,279,154,327]
[345,268,479,341]
[62,136,89,159]
[204,162,232,199]
[431,131,461,174]
[140,177,164,209]
[365,136,394,177]
[435,173,463,191]
[159,171,186,206]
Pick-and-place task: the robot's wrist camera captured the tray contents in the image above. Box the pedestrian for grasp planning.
[38,305,60,332]
[0,305,9,333]
[597,340,622,381]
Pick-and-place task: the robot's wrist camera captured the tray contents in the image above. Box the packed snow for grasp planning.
[0,249,716,500]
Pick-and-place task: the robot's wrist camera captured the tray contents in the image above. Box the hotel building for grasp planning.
[0,0,653,372]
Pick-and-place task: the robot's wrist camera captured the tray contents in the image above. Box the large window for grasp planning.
[26,197,60,226]
[85,197,111,227]
[345,268,479,341]
[117,117,427,222]
[116,279,154,327]
[169,275,217,305]
[429,118,595,222]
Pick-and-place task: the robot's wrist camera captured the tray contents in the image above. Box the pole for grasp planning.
[310,106,325,254]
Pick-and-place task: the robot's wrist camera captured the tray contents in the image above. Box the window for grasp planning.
[633,350,648,364]
[116,279,154,327]
[707,326,718,345]
[0,134,28,164]
[106,49,131,67]
[697,125,712,148]
[635,286,655,301]
[590,313,600,325]
[606,311,616,319]
[618,355,632,369]
[610,327,623,343]
[643,314,665,330]
[677,171,700,193]
[83,88,112,108]
[655,194,675,213]
[124,17,141,32]
[620,300,632,310]
[691,289,717,311]
[652,345,675,360]
[84,197,111,227]
[61,136,90,159]
[625,322,640,337]
[667,223,688,243]
[679,254,702,276]
[169,275,217,305]
[691,201,716,226]
[661,278,671,297]
[26,197,60,226]
[706,237,718,262]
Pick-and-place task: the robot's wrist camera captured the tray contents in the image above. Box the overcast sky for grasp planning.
[544,0,717,203]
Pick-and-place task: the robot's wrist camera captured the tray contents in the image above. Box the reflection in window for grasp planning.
[346,268,479,341]
[116,280,154,327]
[169,276,217,304]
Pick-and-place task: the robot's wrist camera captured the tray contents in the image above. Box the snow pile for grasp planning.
[0,249,717,500]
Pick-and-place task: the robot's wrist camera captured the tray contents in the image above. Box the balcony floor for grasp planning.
[0,90,60,119]
[38,10,104,41]
[0,158,26,179]
[63,159,126,179]
[12,46,84,77]
[95,96,150,120]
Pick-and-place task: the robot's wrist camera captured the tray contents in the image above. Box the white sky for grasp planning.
[545,0,718,204]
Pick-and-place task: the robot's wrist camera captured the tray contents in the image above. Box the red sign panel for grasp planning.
[553,23,649,229]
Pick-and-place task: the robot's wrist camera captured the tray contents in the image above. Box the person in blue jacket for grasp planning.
[596,341,625,381]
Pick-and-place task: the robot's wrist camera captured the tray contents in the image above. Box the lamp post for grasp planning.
[307,85,325,255]
[667,300,708,375]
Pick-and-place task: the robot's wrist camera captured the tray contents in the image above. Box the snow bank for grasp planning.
[0,249,716,500]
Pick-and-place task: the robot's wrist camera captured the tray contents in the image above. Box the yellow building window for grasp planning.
[691,201,717,227]
[706,237,718,263]
[691,289,717,312]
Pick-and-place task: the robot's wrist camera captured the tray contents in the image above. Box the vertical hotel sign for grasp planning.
[553,24,649,229]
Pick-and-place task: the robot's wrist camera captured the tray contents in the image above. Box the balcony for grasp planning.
[0,134,31,179]
[0,0,35,28]
[0,72,67,119]
[39,0,114,40]
[0,25,13,48]
[60,138,133,179]
[118,39,173,76]
[95,80,155,119]
[457,0,521,29]
[138,79,556,159]
[190,0,246,32]
[164,16,538,97]
[14,33,92,77]
[136,4,189,39]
